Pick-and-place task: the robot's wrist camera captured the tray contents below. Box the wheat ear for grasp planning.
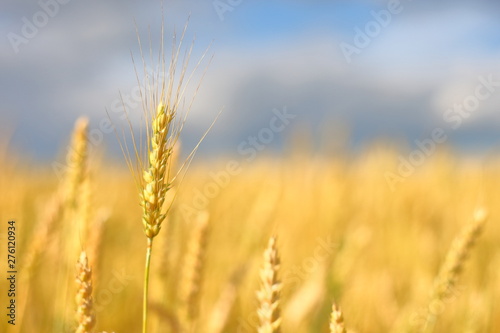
[330,303,347,333]
[127,17,212,333]
[423,208,488,332]
[56,117,90,332]
[257,236,282,333]
[140,100,176,333]
[76,251,95,333]
[140,102,174,239]
[65,117,89,209]
[19,194,63,328]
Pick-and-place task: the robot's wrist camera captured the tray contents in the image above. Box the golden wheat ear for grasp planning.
[140,102,174,239]
[76,251,95,333]
[64,117,89,209]
[330,303,347,333]
[432,209,487,300]
[257,235,282,333]
[126,17,213,333]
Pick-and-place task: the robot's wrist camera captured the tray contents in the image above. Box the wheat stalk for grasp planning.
[61,117,91,262]
[206,265,247,333]
[55,117,91,333]
[120,14,213,332]
[132,25,200,333]
[135,49,181,333]
[179,211,210,328]
[257,236,282,333]
[139,99,179,333]
[79,171,92,239]
[18,194,63,328]
[423,208,488,332]
[330,303,347,333]
[75,251,95,333]
[24,195,63,272]
[87,209,110,286]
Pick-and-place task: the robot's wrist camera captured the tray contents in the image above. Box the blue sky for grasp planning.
[2,0,500,161]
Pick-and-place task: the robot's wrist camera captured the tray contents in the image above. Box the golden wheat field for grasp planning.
[2,6,500,331]
[0,124,500,333]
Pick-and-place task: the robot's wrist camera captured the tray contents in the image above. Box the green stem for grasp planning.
[143,237,153,333]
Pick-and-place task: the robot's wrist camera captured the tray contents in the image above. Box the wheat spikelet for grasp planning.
[75,251,95,333]
[423,208,488,332]
[179,210,210,326]
[330,303,347,333]
[257,236,282,333]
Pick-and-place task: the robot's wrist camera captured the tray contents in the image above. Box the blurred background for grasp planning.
[3,2,500,332]
[2,0,500,160]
